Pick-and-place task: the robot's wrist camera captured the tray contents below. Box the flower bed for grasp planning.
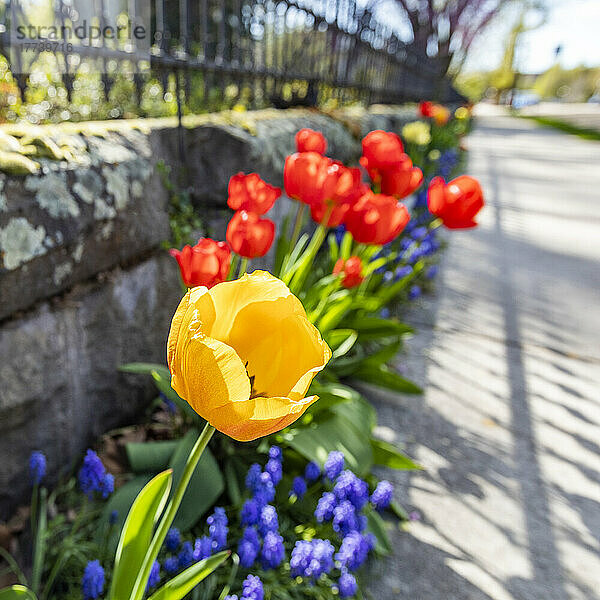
[0,102,482,600]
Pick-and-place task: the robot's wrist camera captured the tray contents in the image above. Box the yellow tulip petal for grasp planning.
[207,395,318,441]
[208,270,305,341]
[242,314,331,398]
[167,286,217,369]
[170,333,251,421]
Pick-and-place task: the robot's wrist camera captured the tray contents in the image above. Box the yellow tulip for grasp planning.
[167,270,332,441]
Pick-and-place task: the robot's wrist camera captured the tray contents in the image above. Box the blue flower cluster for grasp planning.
[78,450,114,499]
[290,539,335,579]
[311,451,394,580]
[371,480,394,511]
[237,446,285,571]
[147,560,161,591]
[155,505,229,588]
[373,214,440,288]
[81,560,104,600]
[438,148,459,179]
[225,574,264,600]
[29,451,46,486]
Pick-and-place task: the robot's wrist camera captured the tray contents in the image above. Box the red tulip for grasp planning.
[360,131,405,174]
[345,191,410,245]
[295,128,327,154]
[309,165,367,226]
[380,158,424,199]
[227,172,281,215]
[226,210,275,258]
[284,152,331,205]
[310,201,351,228]
[169,238,231,288]
[427,175,484,229]
[333,256,364,288]
[419,101,435,117]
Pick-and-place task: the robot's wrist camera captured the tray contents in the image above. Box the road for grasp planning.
[365,110,600,600]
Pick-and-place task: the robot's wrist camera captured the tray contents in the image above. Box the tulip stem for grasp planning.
[289,203,306,249]
[228,254,240,280]
[238,257,249,277]
[130,422,216,600]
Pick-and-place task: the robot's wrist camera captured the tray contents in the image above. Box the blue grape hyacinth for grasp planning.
[336,531,375,572]
[338,571,358,598]
[265,458,282,486]
[164,556,179,574]
[208,507,228,551]
[333,471,369,510]
[371,480,394,511]
[29,451,46,485]
[324,451,345,480]
[238,527,260,568]
[304,461,320,482]
[81,560,104,600]
[315,491,337,523]
[146,561,160,591]
[241,498,261,526]
[78,450,112,499]
[258,504,278,536]
[193,536,212,561]
[165,527,181,551]
[291,476,307,499]
[241,574,263,600]
[178,541,194,568]
[260,530,285,569]
[290,539,335,579]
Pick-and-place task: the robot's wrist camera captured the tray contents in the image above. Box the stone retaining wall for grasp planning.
[0,104,416,515]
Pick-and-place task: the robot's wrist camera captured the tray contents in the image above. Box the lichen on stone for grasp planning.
[73,169,104,205]
[0,176,6,212]
[94,197,116,220]
[0,217,47,270]
[25,171,80,219]
[53,261,73,285]
[102,165,130,210]
[88,136,136,165]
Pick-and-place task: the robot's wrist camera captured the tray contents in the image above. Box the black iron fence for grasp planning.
[0,0,452,120]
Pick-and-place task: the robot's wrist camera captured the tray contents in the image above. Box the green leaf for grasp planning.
[0,587,37,600]
[126,441,179,473]
[327,232,339,263]
[148,551,230,600]
[326,329,358,359]
[310,381,362,403]
[340,231,353,260]
[168,430,225,531]
[273,217,291,276]
[353,364,423,394]
[363,340,403,367]
[343,316,413,340]
[99,475,153,553]
[366,509,392,555]
[224,460,242,506]
[120,363,199,420]
[371,439,421,470]
[109,470,173,600]
[150,371,199,420]
[317,295,353,333]
[284,401,373,476]
[119,363,170,379]
[331,394,377,432]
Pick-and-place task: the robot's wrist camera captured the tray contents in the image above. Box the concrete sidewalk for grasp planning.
[366,114,600,599]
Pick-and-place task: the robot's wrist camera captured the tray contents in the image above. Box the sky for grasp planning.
[462,0,600,74]
[374,0,600,75]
